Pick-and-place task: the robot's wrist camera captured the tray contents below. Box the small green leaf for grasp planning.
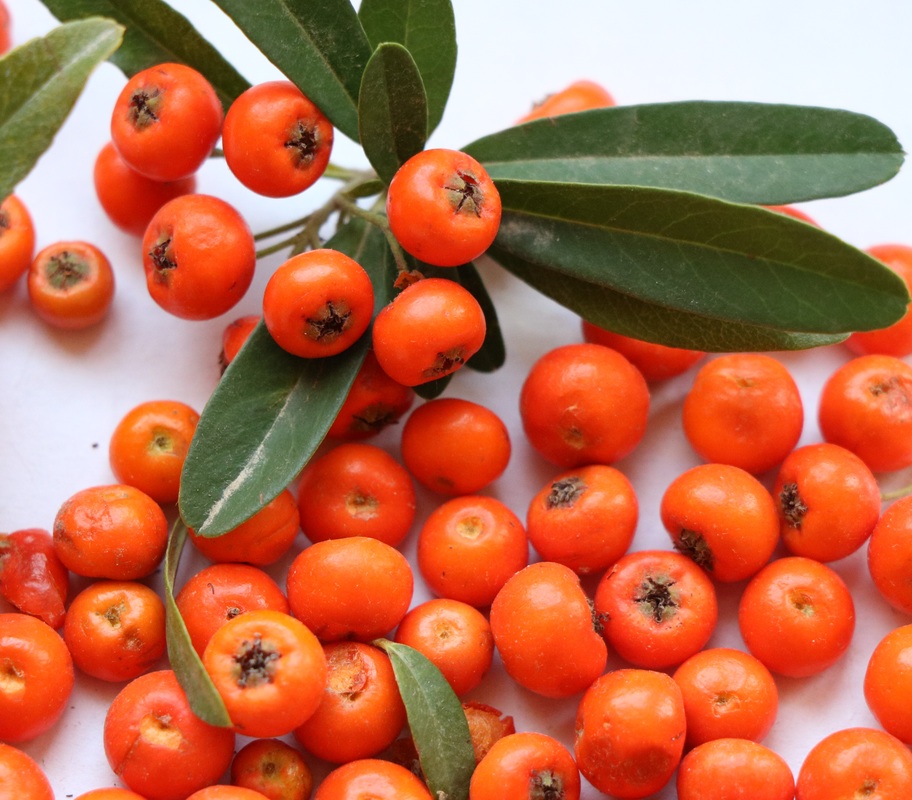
[179,219,390,536]
[455,263,505,372]
[358,42,428,184]
[163,520,232,727]
[489,245,846,352]
[493,180,908,336]
[375,639,474,800]
[0,18,123,200]
[465,102,905,204]
[38,0,250,110]
[358,0,456,134]
[210,0,372,141]
[413,373,452,399]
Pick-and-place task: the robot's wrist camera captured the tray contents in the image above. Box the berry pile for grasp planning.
[3,2,912,800]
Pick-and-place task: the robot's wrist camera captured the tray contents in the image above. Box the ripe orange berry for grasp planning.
[27,240,115,329]
[526,464,638,575]
[108,399,200,505]
[490,561,607,698]
[263,249,374,358]
[818,353,912,472]
[517,78,615,123]
[223,80,334,197]
[0,194,36,293]
[386,148,501,267]
[143,194,255,321]
[94,140,196,237]
[372,277,487,386]
[400,397,511,495]
[519,343,650,468]
[868,495,912,615]
[581,319,704,381]
[682,353,803,474]
[111,62,223,182]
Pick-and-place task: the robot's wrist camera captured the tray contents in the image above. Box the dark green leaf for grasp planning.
[375,639,474,800]
[0,18,122,200]
[493,180,908,337]
[179,219,390,536]
[358,42,428,184]
[488,245,846,352]
[413,373,452,399]
[455,263,505,371]
[211,0,372,141]
[38,0,249,110]
[163,520,232,727]
[465,102,905,204]
[358,0,456,134]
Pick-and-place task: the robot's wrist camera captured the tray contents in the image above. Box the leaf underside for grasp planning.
[38,0,250,110]
[163,520,232,727]
[0,18,123,200]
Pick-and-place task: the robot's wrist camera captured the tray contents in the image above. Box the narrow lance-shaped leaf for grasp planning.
[359,42,428,184]
[375,639,474,800]
[0,18,123,200]
[465,101,905,204]
[359,0,456,134]
[493,179,908,336]
[37,0,250,110]
[488,245,847,352]
[179,219,390,536]
[163,520,232,727]
[210,0,372,141]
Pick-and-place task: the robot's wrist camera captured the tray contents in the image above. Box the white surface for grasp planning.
[4,1,912,797]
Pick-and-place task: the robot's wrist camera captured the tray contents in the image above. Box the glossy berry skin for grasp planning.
[677,738,795,800]
[864,624,912,745]
[372,277,486,386]
[575,669,686,799]
[143,194,255,320]
[94,141,197,237]
[519,343,650,468]
[868,496,912,614]
[581,319,704,381]
[223,80,334,197]
[818,354,912,473]
[386,148,501,267]
[490,561,606,698]
[0,744,55,800]
[263,249,374,358]
[111,62,223,182]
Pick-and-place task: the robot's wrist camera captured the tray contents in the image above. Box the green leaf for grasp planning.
[455,263,505,371]
[493,180,908,337]
[488,245,846,352]
[38,0,250,110]
[413,373,452,399]
[210,0,372,141]
[358,0,456,134]
[358,42,428,184]
[163,520,232,727]
[465,102,905,204]
[179,219,390,536]
[375,639,474,800]
[0,18,123,200]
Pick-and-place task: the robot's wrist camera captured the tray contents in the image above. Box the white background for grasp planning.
[4,1,912,798]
